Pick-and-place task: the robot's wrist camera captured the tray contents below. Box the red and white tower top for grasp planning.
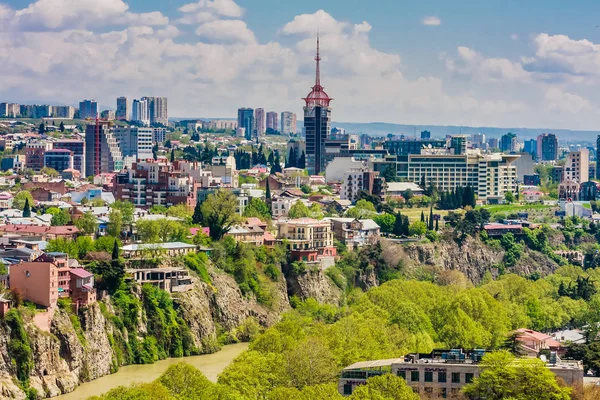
[303,34,332,108]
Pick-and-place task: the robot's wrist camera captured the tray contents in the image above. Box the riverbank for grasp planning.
[54,342,249,400]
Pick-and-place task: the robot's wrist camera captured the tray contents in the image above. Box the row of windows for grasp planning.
[397,370,474,384]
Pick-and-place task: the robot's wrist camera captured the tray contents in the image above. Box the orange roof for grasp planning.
[0,225,79,235]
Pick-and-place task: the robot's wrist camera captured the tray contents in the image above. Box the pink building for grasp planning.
[9,262,58,308]
[516,328,562,356]
[69,269,96,309]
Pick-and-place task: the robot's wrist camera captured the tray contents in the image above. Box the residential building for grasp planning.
[0,225,79,241]
[597,135,600,181]
[20,104,33,118]
[153,127,166,144]
[208,155,238,187]
[143,96,168,125]
[325,157,368,182]
[238,108,254,140]
[420,130,431,140]
[79,99,98,119]
[54,139,85,176]
[114,127,154,161]
[132,98,150,126]
[225,225,264,246]
[121,242,196,258]
[33,105,53,118]
[116,97,130,121]
[484,223,524,237]
[340,168,385,203]
[397,150,519,204]
[472,133,486,148]
[254,108,266,136]
[271,197,311,218]
[206,119,237,130]
[69,268,96,308]
[0,103,19,117]
[304,38,332,175]
[338,350,583,397]
[488,137,499,149]
[100,110,115,120]
[523,139,537,159]
[266,111,278,132]
[500,132,517,152]
[563,149,589,183]
[9,261,58,308]
[537,133,558,161]
[84,121,123,177]
[44,149,74,172]
[327,218,380,248]
[449,135,468,155]
[113,160,200,207]
[280,111,297,135]
[277,218,336,262]
[25,141,53,171]
[515,328,562,356]
[512,152,535,182]
[128,268,192,293]
[53,105,75,119]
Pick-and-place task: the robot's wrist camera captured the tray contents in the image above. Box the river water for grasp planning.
[54,342,249,400]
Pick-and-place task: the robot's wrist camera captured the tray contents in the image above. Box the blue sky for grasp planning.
[2,0,600,130]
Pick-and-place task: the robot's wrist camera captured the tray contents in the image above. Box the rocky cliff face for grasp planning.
[399,237,559,284]
[0,264,290,399]
[285,267,342,305]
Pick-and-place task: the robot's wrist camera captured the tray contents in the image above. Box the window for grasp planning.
[424,371,433,382]
[452,373,461,383]
[439,388,447,399]
[438,371,447,383]
[411,371,420,382]
[397,370,406,380]
[343,384,353,395]
[465,373,474,384]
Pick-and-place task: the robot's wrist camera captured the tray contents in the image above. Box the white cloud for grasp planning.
[178,0,243,18]
[177,11,216,25]
[545,87,591,113]
[422,16,441,26]
[282,9,347,35]
[510,34,519,41]
[195,20,256,44]
[445,46,529,82]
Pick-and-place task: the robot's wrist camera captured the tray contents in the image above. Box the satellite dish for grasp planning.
[428,144,432,149]
[540,355,547,362]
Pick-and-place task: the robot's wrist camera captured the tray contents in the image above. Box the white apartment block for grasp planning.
[271,197,311,218]
[563,149,589,184]
[399,150,519,203]
[54,106,75,119]
[114,127,154,161]
[208,119,237,130]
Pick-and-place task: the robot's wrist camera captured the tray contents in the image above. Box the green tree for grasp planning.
[107,209,123,238]
[13,191,34,211]
[349,374,419,400]
[49,208,70,226]
[111,239,120,260]
[75,212,98,235]
[166,204,192,221]
[192,201,203,225]
[345,200,377,219]
[504,191,516,204]
[111,200,135,231]
[288,200,311,219]
[201,190,241,241]
[428,206,434,231]
[59,121,65,132]
[285,337,338,388]
[170,149,175,163]
[38,122,45,134]
[374,213,395,233]
[22,197,31,218]
[243,198,271,220]
[300,184,312,194]
[40,166,59,177]
[408,221,426,237]
[462,351,571,400]
[266,179,271,200]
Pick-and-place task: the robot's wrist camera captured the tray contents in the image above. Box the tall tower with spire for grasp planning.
[303,35,332,175]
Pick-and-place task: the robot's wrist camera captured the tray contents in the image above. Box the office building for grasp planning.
[500,132,517,152]
[537,134,558,161]
[44,149,74,172]
[266,111,278,132]
[254,108,266,136]
[420,130,431,140]
[238,108,254,140]
[114,127,154,161]
[450,135,467,155]
[304,37,332,175]
[339,350,583,397]
[281,111,297,135]
[397,149,519,204]
[54,105,75,119]
[472,133,486,148]
[116,97,130,121]
[79,100,98,119]
[100,110,115,120]
[488,137,499,149]
[132,99,150,126]
[84,121,123,177]
[384,138,446,157]
[143,96,168,125]
[54,140,85,176]
[523,139,537,159]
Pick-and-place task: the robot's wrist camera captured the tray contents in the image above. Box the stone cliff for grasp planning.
[0,265,290,399]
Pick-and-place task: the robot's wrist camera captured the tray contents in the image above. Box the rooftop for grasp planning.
[121,242,196,251]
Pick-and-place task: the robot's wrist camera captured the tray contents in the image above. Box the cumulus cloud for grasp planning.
[445,46,529,82]
[282,9,347,35]
[178,0,243,18]
[195,19,256,44]
[422,16,441,26]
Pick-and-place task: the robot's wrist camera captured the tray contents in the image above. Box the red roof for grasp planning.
[0,225,79,235]
[69,268,93,279]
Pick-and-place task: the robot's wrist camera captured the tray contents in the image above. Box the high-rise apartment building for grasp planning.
[143,96,168,125]
[597,135,600,181]
[563,149,589,184]
[54,140,85,176]
[79,100,98,119]
[238,108,254,140]
[0,103,20,117]
[472,133,486,148]
[499,133,517,153]
[303,36,332,175]
[254,108,266,136]
[54,106,75,119]
[523,139,537,159]
[153,128,167,144]
[44,149,74,173]
[536,133,558,161]
[116,97,130,121]
[266,111,278,132]
[280,111,297,135]
[100,110,115,120]
[33,105,53,119]
[114,127,154,161]
[20,105,33,118]
[84,121,123,177]
[488,138,499,149]
[132,99,150,126]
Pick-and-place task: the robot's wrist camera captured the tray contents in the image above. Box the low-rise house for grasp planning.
[226,225,264,246]
[128,268,193,293]
[272,197,311,219]
[69,268,96,308]
[0,225,79,241]
[522,189,544,202]
[326,218,380,248]
[515,328,562,356]
[483,223,523,237]
[386,182,424,198]
[277,218,336,262]
[9,261,58,308]
[120,242,197,259]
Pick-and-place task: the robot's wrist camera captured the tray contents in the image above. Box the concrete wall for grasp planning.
[10,262,57,308]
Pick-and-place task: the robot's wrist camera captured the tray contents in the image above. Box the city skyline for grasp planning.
[3,1,600,130]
